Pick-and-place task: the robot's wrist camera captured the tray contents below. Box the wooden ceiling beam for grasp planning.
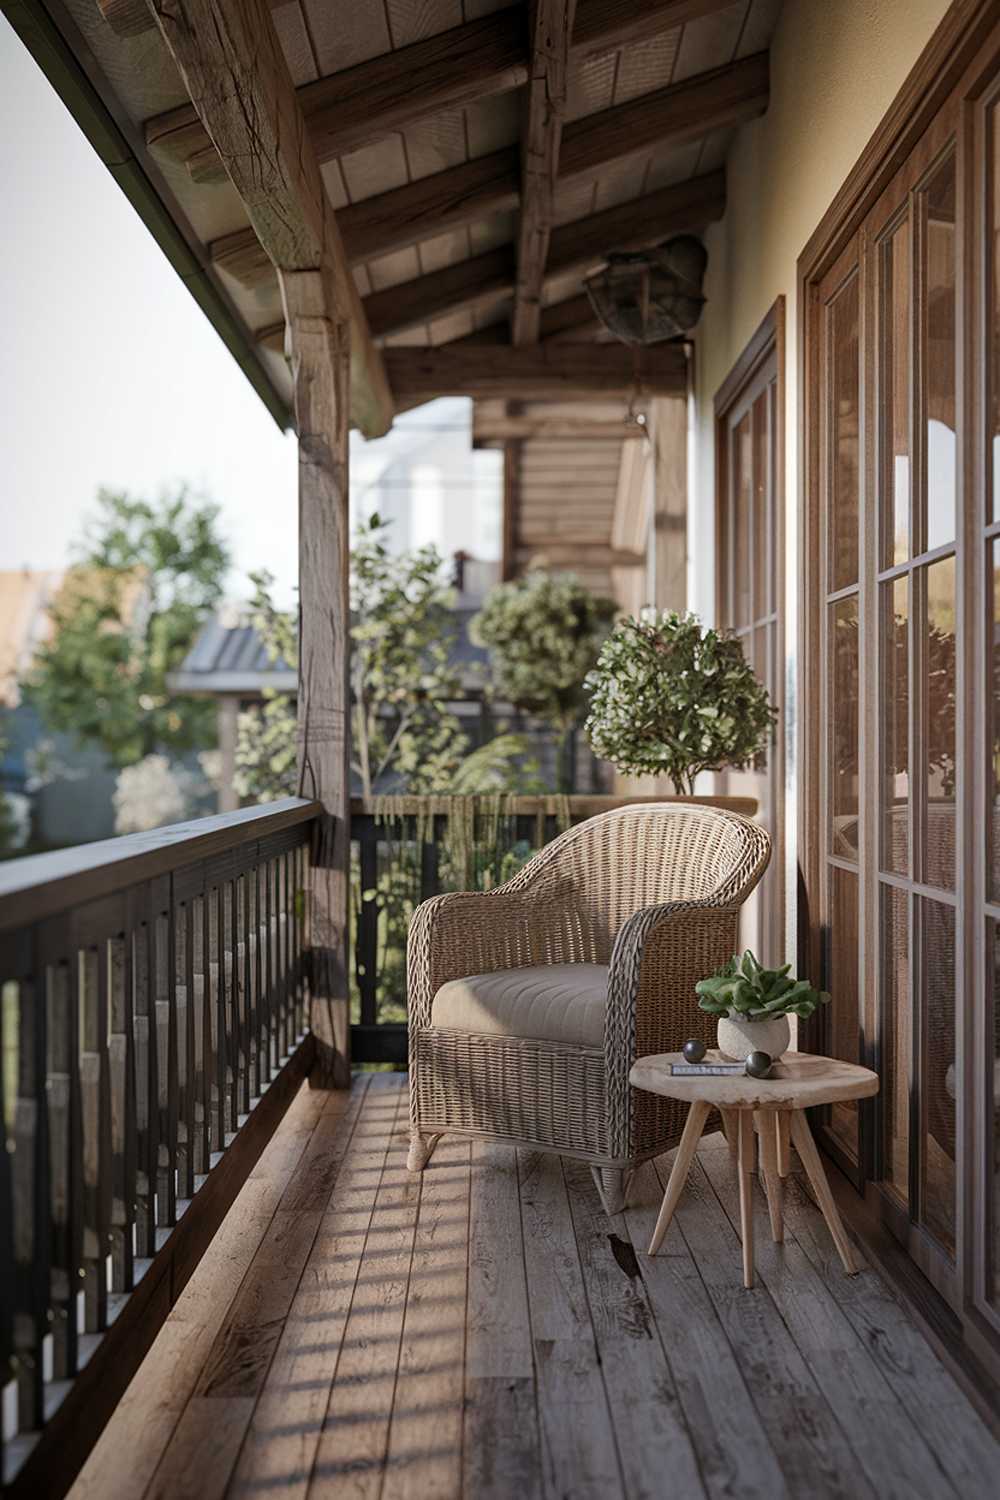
[384,343,687,403]
[143,0,739,180]
[308,53,748,267]
[540,293,601,340]
[362,169,724,339]
[147,0,393,437]
[209,52,738,292]
[559,51,768,180]
[512,0,575,346]
[473,403,648,445]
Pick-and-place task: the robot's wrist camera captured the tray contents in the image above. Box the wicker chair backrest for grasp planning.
[504,803,770,964]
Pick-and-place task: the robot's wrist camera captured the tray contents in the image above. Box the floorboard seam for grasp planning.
[515,1148,547,1499]
[374,1098,424,1500]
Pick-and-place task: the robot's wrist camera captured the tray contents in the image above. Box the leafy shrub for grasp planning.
[585,609,776,793]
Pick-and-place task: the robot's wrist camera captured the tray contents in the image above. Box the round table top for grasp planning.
[629,1050,879,1110]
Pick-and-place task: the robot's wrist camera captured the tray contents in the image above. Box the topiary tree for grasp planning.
[584,609,777,794]
[471,571,617,792]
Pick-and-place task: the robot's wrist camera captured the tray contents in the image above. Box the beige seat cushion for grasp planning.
[431,963,608,1049]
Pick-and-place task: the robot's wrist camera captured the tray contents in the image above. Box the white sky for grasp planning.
[0,19,497,608]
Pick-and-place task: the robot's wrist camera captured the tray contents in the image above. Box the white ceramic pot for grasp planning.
[716,1013,790,1063]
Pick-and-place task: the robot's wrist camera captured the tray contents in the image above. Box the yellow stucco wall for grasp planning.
[688,0,953,959]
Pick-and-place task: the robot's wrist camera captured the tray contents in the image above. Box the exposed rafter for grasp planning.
[147,0,393,436]
[208,50,753,289]
[364,169,725,340]
[512,0,575,345]
[384,343,687,403]
[143,0,744,180]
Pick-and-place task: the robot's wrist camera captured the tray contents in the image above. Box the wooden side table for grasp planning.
[629,1051,879,1288]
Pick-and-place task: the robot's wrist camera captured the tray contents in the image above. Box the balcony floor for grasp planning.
[70,1072,998,1500]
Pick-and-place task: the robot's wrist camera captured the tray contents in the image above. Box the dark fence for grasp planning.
[0,798,319,1493]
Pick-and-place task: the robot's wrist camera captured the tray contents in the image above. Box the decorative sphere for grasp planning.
[682,1038,707,1063]
[745,1051,772,1079]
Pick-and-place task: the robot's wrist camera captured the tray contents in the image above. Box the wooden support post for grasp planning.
[649,390,689,613]
[501,425,521,580]
[284,269,352,1088]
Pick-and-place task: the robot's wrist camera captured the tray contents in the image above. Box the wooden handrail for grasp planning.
[0,798,322,932]
[349,793,758,817]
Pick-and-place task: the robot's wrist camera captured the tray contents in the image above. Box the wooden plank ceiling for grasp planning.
[67,0,780,418]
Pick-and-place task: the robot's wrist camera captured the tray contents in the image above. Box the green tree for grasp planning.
[235,515,537,802]
[585,609,776,793]
[27,488,230,766]
[471,571,617,792]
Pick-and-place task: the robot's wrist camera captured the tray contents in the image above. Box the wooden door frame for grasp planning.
[797,0,1000,1377]
[714,297,786,963]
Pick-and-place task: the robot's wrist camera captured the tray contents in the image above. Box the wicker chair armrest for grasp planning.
[407,888,550,1031]
[604,902,741,1157]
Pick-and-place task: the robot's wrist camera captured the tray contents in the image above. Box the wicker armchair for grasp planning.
[407,803,771,1212]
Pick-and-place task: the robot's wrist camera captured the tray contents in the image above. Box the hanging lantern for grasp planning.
[584,235,708,346]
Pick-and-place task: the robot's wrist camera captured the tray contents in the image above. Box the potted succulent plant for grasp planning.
[694,951,829,1062]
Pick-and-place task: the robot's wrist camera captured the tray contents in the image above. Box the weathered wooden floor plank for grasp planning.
[519,1150,624,1500]
[306,1078,420,1498]
[699,1135,963,1500]
[68,1080,330,1500]
[623,1154,790,1500]
[659,1149,877,1500]
[381,1134,472,1500]
[227,1073,391,1499]
[779,1168,1000,1496]
[562,1156,707,1500]
[464,1140,542,1499]
[71,1085,1000,1500]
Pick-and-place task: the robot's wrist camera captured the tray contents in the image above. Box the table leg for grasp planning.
[737,1109,755,1288]
[648,1100,710,1255]
[776,1111,792,1178]
[789,1111,858,1275]
[755,1108,783,1243]
[719,1107,739,1159]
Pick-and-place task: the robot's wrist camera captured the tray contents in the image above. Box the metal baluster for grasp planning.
[194,892,210,1179]
[153,893,177,1226]
[11,942,50,1437]
[263,860,275,1075]
[358,820,379,1029]
[248,866,261,1099]
[108,928,136,1294]
[78,939,112,1332]
[234,876,248,1119]
[176,902,194,1202]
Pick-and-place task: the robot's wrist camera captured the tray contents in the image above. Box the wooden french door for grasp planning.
[716,303,785,966]
[806,16,1000,1365]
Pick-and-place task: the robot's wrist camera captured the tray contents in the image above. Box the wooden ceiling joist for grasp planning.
[384,343,686,403]
[147,0,393,437]
[208,46,747,292]
[142,0,744,181]
[512,0,574,345]
[363,168,724,339]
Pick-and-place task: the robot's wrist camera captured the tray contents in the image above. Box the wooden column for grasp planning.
[649,392,689,613]
[283,270,352,1087]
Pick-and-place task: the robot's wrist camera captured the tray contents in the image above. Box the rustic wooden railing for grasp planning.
[0,797,320,1494]
[348,793,758,1064]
